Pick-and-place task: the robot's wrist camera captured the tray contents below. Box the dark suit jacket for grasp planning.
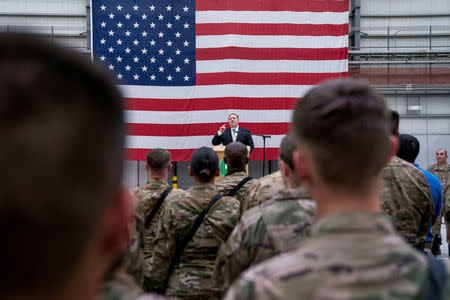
[212,127,255,153]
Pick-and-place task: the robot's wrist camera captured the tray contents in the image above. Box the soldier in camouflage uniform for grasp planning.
[427,149,450,254]
[215,134,315,290]
[215,142,257,214]
[381,156,434,250]
[244,171,284,210]
[381,111,434,251]
[225,79,450,300]
[134,149,185,288]
[148,147,240,299]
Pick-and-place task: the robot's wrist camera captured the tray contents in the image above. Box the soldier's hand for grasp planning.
[432,234,442,255]
[219,124,227,133]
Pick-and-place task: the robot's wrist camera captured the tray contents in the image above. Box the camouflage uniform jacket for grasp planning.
[427,163,450,193]
[148,183,241,299]
[381,156,434,249]
[126,211,146,285]
[98,272,170,300]
[224,212,450,300]
[215,188,315,290]
[428,163,450,224]
[244,171,285,210]
[134,179,184,276]
[215,171,257,214]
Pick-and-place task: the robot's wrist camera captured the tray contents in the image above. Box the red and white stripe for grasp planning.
[124,0,349,161]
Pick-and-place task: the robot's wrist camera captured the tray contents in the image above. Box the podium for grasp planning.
[212,145,250,176]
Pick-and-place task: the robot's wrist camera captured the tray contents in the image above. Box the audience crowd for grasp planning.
[2,33,450,300]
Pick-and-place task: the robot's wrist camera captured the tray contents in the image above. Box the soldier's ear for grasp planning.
[245,157,249,165]
[99,185,133,257]
[293,149,312,186]
[388,135,399,163]
[279,160,291,187]
[188,166,194,177]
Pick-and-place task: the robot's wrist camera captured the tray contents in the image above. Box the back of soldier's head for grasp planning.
[190,147,219,182]
[398,134,420,164]
[279,134,296,170]
[224,142,248,170]
[292,78,390,191]
[0,33,124,295]
[390,110,400,136]
[146,148,171,173]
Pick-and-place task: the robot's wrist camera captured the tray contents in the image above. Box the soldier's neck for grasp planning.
[312,181,381,220]
[226,168,246,176]
[149,174,168,181]
[437,161,448,167]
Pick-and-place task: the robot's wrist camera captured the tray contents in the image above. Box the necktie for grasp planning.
[232,129,237,141]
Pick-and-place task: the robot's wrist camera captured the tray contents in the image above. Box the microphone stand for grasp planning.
[253,134,271,176]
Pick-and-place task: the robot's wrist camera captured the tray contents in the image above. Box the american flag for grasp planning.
[91,0,349,161]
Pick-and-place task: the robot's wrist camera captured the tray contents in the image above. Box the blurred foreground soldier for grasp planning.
[382,111,434,250]
[215,134,315,290]
[397,134,442,255]
[225,79,450,300]
[148,147,240,299]
[215,142,256,213]
[0,34,132,300]
[134,149,184,289]
[244,171,284,209]
[428,149,450,254]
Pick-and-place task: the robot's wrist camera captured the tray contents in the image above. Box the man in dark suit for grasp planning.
[212,113,255,153]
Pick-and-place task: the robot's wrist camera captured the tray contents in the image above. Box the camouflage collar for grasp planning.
[189,182,217,192]
[146,178,168,184]
[432,163,450,171]
[272,188,312,202]
[311,212,395,238]
[141,178,169,189]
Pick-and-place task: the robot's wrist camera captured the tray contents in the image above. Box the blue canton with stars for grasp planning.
[92,0,196,86]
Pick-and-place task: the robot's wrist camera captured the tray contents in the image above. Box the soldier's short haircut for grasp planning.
[0,34,124,293]
[279,134,296,170]
[190,147,219,182]
[224,142,248,170]
[292,78,390,190]
[390,110,399,135]
[146,148,171,172]
[437,149,447,155]
[398,134,420,164]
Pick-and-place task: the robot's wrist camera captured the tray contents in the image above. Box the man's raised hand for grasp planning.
[219,124,227,133]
